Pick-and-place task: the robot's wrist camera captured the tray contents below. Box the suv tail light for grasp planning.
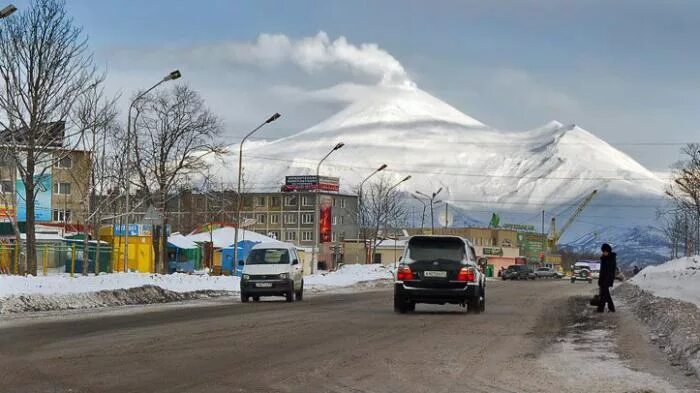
[456,267,476,282]
[397,266,413,281]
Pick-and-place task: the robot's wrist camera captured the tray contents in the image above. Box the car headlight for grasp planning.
[279,273,289,279]
[242,274,250,280]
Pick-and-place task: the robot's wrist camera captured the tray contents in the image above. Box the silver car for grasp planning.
[534,267,563,279]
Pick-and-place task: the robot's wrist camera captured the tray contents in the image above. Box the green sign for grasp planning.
[503,223,536,232]
[518,233,545,259]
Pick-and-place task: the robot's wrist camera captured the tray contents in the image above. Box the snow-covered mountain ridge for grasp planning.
[209,84,669,263]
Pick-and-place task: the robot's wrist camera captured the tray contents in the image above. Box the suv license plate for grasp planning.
[255,282,273,288]
[423,271,447,278]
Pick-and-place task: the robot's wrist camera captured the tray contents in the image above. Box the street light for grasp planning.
[123,70,182,273]
[311,142,344,273]
[0,4,16,18]
[387,175,411,194]
[416,187,443,233]
[358,164,387,263]
[233,112,282,270]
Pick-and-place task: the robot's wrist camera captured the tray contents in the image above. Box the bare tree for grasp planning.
[132,84,224,273]
[66,86,120,274]
[0,0,103,274]
[665,143,700,256]
[354,175,408,263]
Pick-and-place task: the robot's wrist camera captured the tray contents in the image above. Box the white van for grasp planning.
[240,242,304,302]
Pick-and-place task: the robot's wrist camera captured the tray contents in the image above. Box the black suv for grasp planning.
[502,264,536,280]
[394,236,486,314]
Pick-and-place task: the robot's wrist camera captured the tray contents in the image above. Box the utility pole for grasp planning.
[444,203,448,228]
[542,210,545,235]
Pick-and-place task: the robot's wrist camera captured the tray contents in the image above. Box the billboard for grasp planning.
[16,173,52,222]
[319,195,332,243]
[0,203,15,223]
[283,175,340,192]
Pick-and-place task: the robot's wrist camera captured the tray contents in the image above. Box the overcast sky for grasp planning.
[14,0,699,172]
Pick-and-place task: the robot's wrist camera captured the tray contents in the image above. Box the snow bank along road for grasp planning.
[1,280,698,393]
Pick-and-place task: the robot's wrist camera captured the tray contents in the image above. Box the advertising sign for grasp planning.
[503,223,536,232]
[283,175,340,192]
[319,195,332,243]
[0,203,15,223]
[483,247,504,256]
[518,232,545,260]
[16,173,52,222]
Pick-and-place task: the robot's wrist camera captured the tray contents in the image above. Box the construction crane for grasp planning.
[547,189,598,253]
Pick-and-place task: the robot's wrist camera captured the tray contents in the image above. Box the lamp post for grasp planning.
[415,187,442,233]
[123,70,181,272]
[232,113,281,270]
[358,164,387,263]
[311,142,344,274]
[411,194,427,231]
[0,4,16,18]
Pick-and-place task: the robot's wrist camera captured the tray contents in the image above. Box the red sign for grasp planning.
[319,195,332,243]
[283,175,340,192]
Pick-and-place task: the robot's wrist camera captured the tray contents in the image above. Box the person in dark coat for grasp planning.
[597,243,616,312]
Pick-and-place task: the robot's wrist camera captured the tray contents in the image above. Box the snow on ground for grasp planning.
[631,256,700,307]
[540,327,680,393]
[0,264,394,313]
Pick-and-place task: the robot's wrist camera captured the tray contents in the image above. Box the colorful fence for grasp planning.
[0,242,113,276]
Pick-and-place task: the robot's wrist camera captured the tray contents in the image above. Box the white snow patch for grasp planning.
[631,256,700,307]
[305,264,394,291]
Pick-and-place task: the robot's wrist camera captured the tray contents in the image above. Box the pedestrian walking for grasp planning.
[597,243,616,313]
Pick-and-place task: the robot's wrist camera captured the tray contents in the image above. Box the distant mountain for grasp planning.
[208,84,669,263]
[560,225,670,267]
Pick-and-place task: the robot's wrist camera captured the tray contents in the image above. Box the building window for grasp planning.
[301,196,312,206]
[302,231,313,241]
[340,198,346,208]
[270,214,280,224]
[331,232,337,242]
[284,195,297,206]
[340,231,346,241]
[270,196,281,207]
[339,216,344,225]
[332,216,337,225]
[256,214,266,224]
[0,180,11,194]
[301,213,313,224]
[255,197,266,207]
[267,231,280,240]
[56,156,72,169]
[52,209,71,222]
[332,198,337,207]
[53,182,71,195]
[285,231,297,241]
[243,197,253,207]
[284,213,297,224]
[0,153,12,167]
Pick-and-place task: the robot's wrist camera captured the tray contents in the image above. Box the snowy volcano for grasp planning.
[211,84,668,261]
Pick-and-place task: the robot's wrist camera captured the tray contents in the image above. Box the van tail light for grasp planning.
[397,266,413,281]
[456,267,476,282]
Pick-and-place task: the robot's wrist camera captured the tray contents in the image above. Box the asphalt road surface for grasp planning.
[1,280,698,393]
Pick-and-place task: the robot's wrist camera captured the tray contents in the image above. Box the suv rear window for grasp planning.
[406,237,465,263]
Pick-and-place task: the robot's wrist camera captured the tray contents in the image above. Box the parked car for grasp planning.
[394,235,486,314]
[534,267,563,279]
[570,262,593,283]
[240,242,304,303]
[502,264,536,280]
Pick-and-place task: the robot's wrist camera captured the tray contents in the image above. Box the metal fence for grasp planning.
[0,242,114,276]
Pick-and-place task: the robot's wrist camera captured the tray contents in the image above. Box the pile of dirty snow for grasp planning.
[630,256,700,307]
[305,264,394,291]
[0,273,240,296]
[0,264,394,313]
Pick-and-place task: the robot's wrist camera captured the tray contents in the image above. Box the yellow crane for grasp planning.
[547,189,598,254]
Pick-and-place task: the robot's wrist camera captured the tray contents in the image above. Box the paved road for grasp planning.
[0,280,697,393]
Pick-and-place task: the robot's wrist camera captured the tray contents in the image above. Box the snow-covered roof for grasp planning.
[186,227,277,248]
[375,239,408,249]
[168,232,199,250]
[19,233,64,241]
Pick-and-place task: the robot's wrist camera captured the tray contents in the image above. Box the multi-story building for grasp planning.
[0,121,91,226]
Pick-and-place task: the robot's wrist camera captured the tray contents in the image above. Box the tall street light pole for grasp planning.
[233,113,281,270]
[0,4,16,18]
[411,194,427,232]
[416,187,442,234]
[358,164,387,263]
[123,70,181,272]
[311,142,344,274]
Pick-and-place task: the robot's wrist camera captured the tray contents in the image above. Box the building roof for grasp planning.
[186,227,277,248]
[168,232,199,250]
